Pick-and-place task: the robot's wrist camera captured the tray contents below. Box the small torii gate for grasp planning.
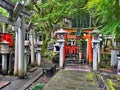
[56,28,93,65]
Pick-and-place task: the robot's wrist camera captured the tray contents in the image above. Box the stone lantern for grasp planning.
[90,29,100,71]
[0,41,9,75]
[24,40,30,74]
[54,28,67,68]
[35,41,43,66]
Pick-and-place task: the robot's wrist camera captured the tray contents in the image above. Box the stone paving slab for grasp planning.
[0,81,10,89]
[43,70,100,90]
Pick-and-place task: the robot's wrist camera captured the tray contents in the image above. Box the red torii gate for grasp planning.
[60,28,93,64]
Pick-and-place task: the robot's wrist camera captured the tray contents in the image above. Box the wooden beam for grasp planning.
[57,28,77,33]
[66,35,88,39]
[76,35,88,39]
[82,29,93,33]
[57,28,93,33]
[64,29,77,33]
[0,0,14,13]
[0,0,31,19]
[66,34,77,39]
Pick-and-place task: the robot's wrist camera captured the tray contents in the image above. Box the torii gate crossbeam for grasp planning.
[0,0,30,19]
[0,14,21,27]
[0,0,31,78]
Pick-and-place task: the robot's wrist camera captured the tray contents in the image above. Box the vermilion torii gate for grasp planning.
[57,28,93,65]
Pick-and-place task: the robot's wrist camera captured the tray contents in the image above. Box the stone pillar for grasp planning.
[18,16,26,78]
[111,36,115,47]
[18,27,24,78]
[36,48,41,66]
[2,55,8,75]
[111,49,119,67]
[92,43,98,71]
[14,28,18,76]
[37,51,41,66]
[98,44,100,63]
[24,43,29,75]
[90,29,101,71]
[36,41,42,66]
[30,29,35,65]
[104,37,107,46]
[59,42,64,68]
[2,23,5,33]
[92,40,100,71]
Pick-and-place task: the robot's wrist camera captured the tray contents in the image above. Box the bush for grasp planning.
[52,53,59,64]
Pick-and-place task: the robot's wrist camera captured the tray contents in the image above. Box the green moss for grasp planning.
[116,77,120,80]
[85,73,96,85]
[85,73,94,78]
[32,83,44,90]
[107,79,115,90]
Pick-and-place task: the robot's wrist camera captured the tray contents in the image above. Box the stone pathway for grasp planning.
[43,69,100,90]
[0,67,42,90]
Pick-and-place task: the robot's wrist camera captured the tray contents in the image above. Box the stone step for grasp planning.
[66,60,82,64]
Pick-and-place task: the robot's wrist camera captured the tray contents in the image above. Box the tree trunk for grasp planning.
[41,30,51,55]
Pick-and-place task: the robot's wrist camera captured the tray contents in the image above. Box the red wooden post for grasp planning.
[87,33,93,63]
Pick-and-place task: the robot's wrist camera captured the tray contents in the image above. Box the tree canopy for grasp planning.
[1,0,120,37]
[0,7,8,16]
[27,0,88,52]
[0,0,120,50]
[85,0,120,39]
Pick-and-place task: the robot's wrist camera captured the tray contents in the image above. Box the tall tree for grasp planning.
[27,0,88,53]
[85,0,120,39]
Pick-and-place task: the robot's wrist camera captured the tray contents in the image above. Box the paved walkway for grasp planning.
[1,63,120,90]
[0,67,42,90]
[43,67,100,90]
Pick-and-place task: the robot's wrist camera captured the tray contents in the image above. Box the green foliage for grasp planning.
[85,0,120,38]
[32,83,44,90]
[85,72,96,85]
[100,53,111,68]
[28,0,88,53]
[12,0,25,3]
[0,7,8,16]
[0,7,9,31]
[30,0,88,29]
[107,79,115,90]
